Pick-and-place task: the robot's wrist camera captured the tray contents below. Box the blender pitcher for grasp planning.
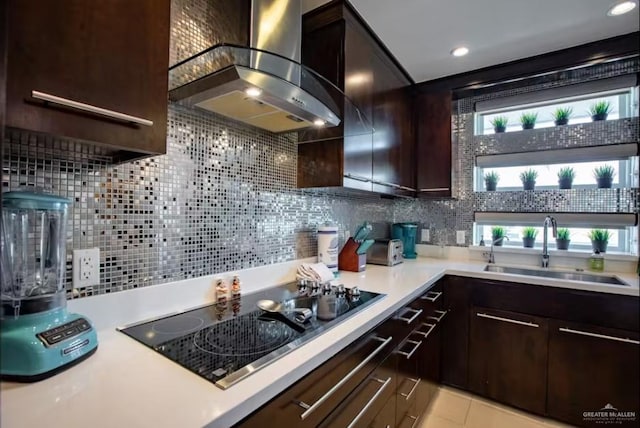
[1,191,69,318]
[1,190,98,382]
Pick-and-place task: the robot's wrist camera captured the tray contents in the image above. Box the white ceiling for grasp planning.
[301,0,640,83]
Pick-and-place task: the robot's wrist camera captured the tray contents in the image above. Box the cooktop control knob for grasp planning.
[322,283,332,295]
[297,280,307,293]
[310,282,320,294]
[350,287,360,296]
[336,284,346,297]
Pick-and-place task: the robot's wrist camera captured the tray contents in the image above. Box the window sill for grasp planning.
[469,245,638,262]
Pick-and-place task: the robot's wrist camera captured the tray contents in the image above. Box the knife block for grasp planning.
[338,238,367,272]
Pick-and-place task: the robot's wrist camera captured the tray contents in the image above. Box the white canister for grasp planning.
[318,224,339,273]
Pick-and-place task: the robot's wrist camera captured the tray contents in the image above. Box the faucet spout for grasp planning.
[487,236,509,264]
[542,216,557,268]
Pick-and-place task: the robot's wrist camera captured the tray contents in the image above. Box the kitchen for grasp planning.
[1,0,639,427]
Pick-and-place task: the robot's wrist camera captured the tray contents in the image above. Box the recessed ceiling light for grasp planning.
[607,0,637,15]
[313,119,326,127]
[451,46,469,57]
[245,87,262,97]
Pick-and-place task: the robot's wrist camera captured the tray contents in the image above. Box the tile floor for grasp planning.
[420,387,576,428]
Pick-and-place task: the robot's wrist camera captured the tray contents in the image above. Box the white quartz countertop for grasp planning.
[2,257,638,428]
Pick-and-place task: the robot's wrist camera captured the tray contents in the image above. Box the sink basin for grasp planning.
[483,265,628,286]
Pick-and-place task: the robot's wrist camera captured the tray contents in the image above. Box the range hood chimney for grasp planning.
[168,0,341,133]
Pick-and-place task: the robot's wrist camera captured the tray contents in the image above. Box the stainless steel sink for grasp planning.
[484,265,628,286]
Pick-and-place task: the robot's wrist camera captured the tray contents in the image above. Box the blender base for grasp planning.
[1,346,98,382]
[0,308,99,382]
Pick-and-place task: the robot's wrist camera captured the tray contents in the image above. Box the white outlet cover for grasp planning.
[73,247,101,287]
[421,229,430,242]
[456,230,466,245]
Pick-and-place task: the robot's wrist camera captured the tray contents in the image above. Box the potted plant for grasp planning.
[484,171,499,191]
[589,229,610,253]
[519,169,538,190]
[490,116,509,133]
[589,100,612,121]
[522,227,538,248]
[556,228,570,250]
[491,226,506,246]
[520,112,538,130]
[552,107,573,126]
[593,165,615,188]
[557,166,575,189]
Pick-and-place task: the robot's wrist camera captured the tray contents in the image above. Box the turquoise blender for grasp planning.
[1,191,98,382]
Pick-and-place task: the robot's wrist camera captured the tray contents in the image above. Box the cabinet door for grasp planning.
[547,319,640,427]
[415,91,452,198]
[440,276,470,389]
[469,306,548,415]
[5,0,170,159]
[415,312,444,416]
[371,52,414,197]
[342,21,374,191]
[395,335,421,426]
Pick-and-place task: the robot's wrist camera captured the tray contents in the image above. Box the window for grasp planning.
[475,86,637,135]
[475,158,636,191]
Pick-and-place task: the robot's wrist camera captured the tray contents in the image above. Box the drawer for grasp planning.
[320,353,397,428]
[236,318,396,427]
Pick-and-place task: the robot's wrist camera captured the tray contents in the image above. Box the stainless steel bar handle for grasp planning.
[414,322,436,339]
[476,312,539,328]
[32,90,153,126]
[559,327,640,345]
[400,377,421,400]
[420,291,442,302]
[397,308,423,325]
[298,335,393,420]
[409,415,420,428]
[374,180,401,189]
[428,310,448,323]
[419,187,450,192]
[397,339,423,360]
[398,185,417,191]
[344,173,371,183]
[346,376,392,428]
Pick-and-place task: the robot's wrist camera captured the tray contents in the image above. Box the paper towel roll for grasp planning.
[318,225,339,273]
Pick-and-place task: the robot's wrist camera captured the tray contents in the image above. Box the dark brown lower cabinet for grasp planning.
[547,319,640,427]
[235,330,394,428]
[468,306,548,415]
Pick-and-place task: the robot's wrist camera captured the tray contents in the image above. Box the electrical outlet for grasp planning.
[421,228,430,242]
[456,230,466,245]
[73,248,100,288]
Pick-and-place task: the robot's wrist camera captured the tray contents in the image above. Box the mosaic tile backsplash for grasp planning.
[3,105,395,298]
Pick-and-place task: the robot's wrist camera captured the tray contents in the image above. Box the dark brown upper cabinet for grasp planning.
[3,0,170,162]
[298,1,414,196]
[415,91,453,198]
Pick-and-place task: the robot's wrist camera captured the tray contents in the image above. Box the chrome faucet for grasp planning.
[542,216,558,268]
[486,236,509,264]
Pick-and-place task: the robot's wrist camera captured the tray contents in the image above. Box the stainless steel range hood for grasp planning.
[168,0,341,133]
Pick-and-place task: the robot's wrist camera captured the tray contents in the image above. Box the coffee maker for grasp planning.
[1,191,98,381]
[392,223,418,259]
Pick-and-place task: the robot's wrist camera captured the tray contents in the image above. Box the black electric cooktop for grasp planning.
[118,281,384,389]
